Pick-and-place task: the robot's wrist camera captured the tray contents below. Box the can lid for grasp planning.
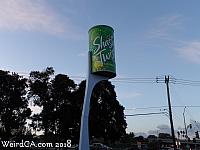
[88,25,113,33]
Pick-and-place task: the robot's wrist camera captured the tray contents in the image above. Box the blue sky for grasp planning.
[1,0,200,137]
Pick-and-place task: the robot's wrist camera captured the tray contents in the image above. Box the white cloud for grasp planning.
[156,124,171,134]
[118,91,142,100]
[147,14,183,40]
[146,14,200,64]
[0,0,80,37]
[177,41,200,63]
[148,130,158,135]
[148,124,171,136]
[147,14,200,64]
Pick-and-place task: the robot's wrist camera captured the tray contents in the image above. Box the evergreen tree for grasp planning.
[77,80,127,143]
[28,68,127,143]
[0,70,31,139]
[28,67,54,136]
[51,74,76,141]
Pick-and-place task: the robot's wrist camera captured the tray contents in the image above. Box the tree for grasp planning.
[147,135,157,140]
[120,132,135,144]
[28,68,127,143]
[0,70,31,139]
[77,80,127,143]
[29,114,42,135]
[28,67,54,136]
[91,81,127,143]
[147,135,159,150]
[134,136,145,142]
[158,133,171,139]
[29,68,78,142]
[51,74,77,141]
[72,80,86,143]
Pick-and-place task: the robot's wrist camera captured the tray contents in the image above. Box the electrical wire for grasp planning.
[125,105,200,111]
[2,72,200,86]
[125,112,168,117]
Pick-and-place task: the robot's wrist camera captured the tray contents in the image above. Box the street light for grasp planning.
[183,107,187,138]
[183,106,192,139]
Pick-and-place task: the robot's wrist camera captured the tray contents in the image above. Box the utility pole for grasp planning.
[165,75,177,150]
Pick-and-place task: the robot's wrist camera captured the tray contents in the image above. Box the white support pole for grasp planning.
[79,52,109,150]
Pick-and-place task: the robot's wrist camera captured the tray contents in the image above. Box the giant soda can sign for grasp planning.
[89,25,116,78]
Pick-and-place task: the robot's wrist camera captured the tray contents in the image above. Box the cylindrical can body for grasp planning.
[89,25,116,78]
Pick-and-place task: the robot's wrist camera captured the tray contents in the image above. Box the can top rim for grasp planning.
[88,25,113,33]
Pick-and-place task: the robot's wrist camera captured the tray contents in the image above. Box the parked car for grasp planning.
[90,143,112,150]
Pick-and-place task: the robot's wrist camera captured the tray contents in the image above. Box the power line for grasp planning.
[125,105,200,111]
[125,112,168,117]
[3,71,200,86]
[6,71,200,87]
[125,106,168,110]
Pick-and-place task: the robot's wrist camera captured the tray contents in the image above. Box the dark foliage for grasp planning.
[0,67,127,144]
[77,80,127,143]
[0,70,31,139]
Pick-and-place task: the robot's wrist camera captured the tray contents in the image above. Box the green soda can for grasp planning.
[89,25,116,78]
